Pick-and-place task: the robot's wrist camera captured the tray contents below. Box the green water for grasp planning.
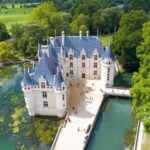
[87,97,136,150]
[114,72,132,87]
[0,65,61,150]
[87,72,135,150]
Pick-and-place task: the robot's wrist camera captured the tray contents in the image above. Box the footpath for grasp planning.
[52,79,104,150]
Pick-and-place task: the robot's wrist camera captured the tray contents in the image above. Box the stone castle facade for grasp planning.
[21,31,118,117]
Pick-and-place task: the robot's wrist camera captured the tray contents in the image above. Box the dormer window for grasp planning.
[69,55,73,60]
[94,55,97,60]
[82,55,85,60]
[41,82,45,88]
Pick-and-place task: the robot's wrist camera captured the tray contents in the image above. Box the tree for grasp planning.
[0,41,16,62]
[100,7,123,34]
[10,23,25,52]
[10,22,46,59]
[70,14,90,35]
[30,2,68,35]
[0,23,10,41]
[130,21,150,133]
[112,10,150,71]
[130,0,150,13]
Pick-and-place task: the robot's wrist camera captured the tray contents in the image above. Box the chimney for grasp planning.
[32,61,35,70]
[86,30,89,37]
[54,75,56,83]
[50,37,54,46]
[62,31,65,46]
[79,30,82,39]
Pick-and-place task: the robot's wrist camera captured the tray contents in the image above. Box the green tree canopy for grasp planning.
[100,6,123,34]
[70,13,90,35]
[0,23,10,42]
[10,22,46,59]
[130,21,150,133]
[130,0,150,13]
[0,41,16,62]
[112,10,149,71]
[30,2,69,35]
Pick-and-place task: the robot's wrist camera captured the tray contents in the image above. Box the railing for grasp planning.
[51,113,69,150]
[104,87,131,97]
[133,121,141,150]
[50,124,63,150]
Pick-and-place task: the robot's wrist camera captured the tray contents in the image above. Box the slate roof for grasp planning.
[55,67,64,88]
[33,53,55,85]
[102,43,115,62]
[23,68,32,86]
[54,36,104,57]
[23,35,115,88]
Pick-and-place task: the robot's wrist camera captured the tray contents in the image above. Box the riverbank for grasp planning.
[52,79,104,150]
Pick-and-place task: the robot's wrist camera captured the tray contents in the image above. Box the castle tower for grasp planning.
[101,44,116,87]
[54,67,67,117]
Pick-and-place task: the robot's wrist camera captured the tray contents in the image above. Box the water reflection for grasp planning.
[0,65,62,150]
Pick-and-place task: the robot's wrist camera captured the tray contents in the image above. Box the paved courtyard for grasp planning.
[53,79,104,150]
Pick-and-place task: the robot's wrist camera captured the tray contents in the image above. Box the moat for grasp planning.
[0,65,136,149]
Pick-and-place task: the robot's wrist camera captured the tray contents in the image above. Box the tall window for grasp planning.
[94,70,97,75]
[82,62,85,68]
[42,91,47,98]
[94,55,97,60]
[62,95,65,100]
[108,68,110,73]
[43,101,48,107]
[70,70,73,75]
[41,82,45,88]
[82,55,85,60]
[70,62,73,67]
[69,55,73,60]
[107,75,109,81]
[94,63,97,68]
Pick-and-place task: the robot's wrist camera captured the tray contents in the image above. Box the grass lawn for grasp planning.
[101,34,113,47]
[0,14,30,29]
[0,4,33,14]
[0,4,34,29]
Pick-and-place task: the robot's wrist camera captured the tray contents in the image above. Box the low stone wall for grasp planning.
[50,124,63,150]
[51,113,69,150]
[83,95,105,150]
[133,121,141,150]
